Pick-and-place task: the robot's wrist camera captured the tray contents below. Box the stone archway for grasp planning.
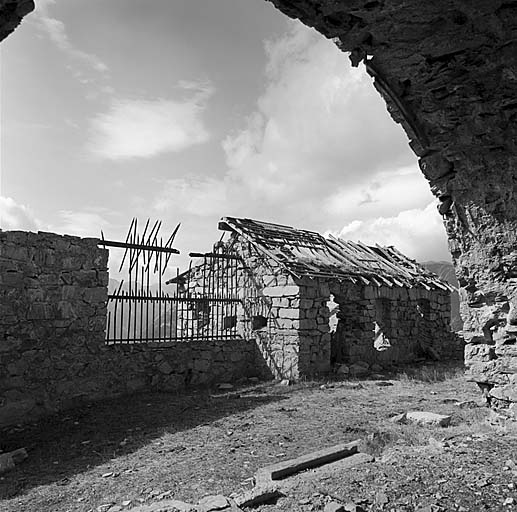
[2,0,517,414]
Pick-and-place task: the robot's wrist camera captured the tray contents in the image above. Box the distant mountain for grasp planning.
[422,261,463,332]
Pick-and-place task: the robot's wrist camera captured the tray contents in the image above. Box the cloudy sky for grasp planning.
[0,0,450,273]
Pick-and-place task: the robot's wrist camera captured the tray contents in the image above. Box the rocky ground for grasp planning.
[0,362,516,512]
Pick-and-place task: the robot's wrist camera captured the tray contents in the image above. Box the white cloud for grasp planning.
[335,201,450,262]
[325,165,435,219]
[150,22,448,263]
[51,210,107,238]
[89,85,213,160]
[0,197,40,231]
[34,0,108,75]
[155,177,228,218]
[221,21,415,213]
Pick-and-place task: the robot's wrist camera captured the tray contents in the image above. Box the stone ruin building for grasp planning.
[171,217,462,379]
[2,0,517,415]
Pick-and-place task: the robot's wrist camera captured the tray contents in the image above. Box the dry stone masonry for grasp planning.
[212,217,460,379]
[264,0,517,417]
[2,0,517,414]
[0,230,256,427]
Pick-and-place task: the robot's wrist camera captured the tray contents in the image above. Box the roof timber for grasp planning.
[220,217,453,291]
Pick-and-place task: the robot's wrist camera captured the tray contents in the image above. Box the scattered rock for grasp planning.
[198,494,229,511]
[128,499,195,512]
[376,381,393,387]
[455,400,479,409]
[389,412,407,424]
[406,411,452,427]
[374,491,389,506]
[0,447,27,474]
[337,364,350,375]
[428,437,446,451]
[279,379,291,386]
[234,486,283,508]
[349,363,370,377]
[344,503,366,512]
[324,501,345,512]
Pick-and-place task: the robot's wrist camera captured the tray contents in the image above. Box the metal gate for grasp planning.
[99,219,242,344]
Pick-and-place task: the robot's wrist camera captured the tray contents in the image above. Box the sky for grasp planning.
[0,0,451,276]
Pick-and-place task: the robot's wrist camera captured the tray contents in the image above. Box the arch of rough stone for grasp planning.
[2,0,516,414]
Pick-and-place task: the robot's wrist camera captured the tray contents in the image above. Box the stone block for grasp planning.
[465,343,496,362]
[299,319,317,330]
[279,308,299,319]
[272,297,290,308]
[263,285,299,297]
[300,298,314,309]
[406,411,451,427]
[157,361,174,375]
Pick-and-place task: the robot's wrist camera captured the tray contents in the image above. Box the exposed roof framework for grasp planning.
[219,217,453,291]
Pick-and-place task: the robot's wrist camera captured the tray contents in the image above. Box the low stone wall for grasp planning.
[0,230,258,427]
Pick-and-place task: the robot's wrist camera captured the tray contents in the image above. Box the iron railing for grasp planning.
[100,219,243,344]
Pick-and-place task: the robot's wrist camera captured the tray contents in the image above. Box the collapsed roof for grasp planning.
[219,217,453,291]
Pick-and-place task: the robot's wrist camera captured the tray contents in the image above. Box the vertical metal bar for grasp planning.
[235,256,238,338]
[175,267,179,340]
[147,249,151,342]
[140,264,144,342]
[113,294,118,344]
[106,308,111,344]
[120,290,124,344]
[210,256,215,340]
[152,278,156,342]
[216,255,220,339]
[188,260,192,340]
[133,235,139,341]
[158,244,162,342]
[127,223,136,342]
[167,291,171,340]
[118,217,136,273]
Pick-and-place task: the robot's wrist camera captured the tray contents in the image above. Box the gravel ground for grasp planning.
[0,362,515,512]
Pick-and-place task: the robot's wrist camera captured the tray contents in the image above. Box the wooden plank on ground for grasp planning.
[255,440,360,483]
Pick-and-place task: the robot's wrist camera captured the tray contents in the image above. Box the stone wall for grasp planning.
[3,0,516,412]
[0,0,33,43]
[2,0,516,413]
[0,230,257,427]
[329,282,463,368]
[227,234,459,379]
[266,0,517,414]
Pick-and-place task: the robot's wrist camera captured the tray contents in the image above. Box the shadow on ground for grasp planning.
[0,384,286,499]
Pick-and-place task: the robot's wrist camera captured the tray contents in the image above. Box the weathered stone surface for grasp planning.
[263,285,299,297]
[0,0,34,43]
[324,502,345,512]
[263,0,517,412]
[197,495,229,511]
[128,499,196,512]
[5,0,517,406]
[0,231,257,428]
[489,384,517,404]
[406,411,452,427]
